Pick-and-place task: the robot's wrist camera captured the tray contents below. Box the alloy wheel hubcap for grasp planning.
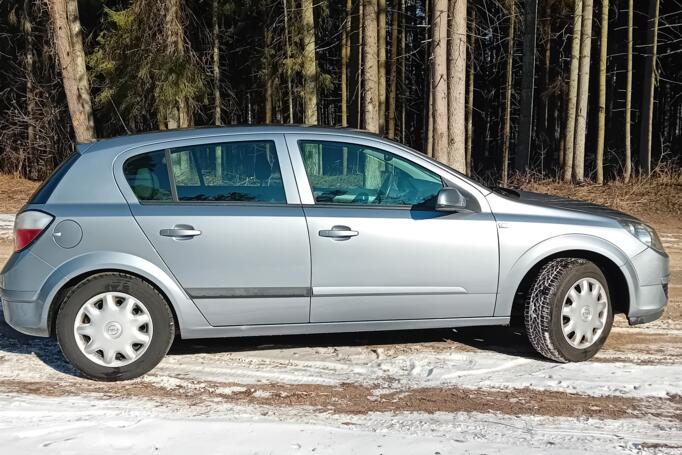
[561,278,608,349]
[73,292,153,367]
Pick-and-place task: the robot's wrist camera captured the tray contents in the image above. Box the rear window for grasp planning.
[29,153,81,204]
[123,141,286,204]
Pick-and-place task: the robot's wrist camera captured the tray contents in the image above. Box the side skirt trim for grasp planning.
[180,316,510,339]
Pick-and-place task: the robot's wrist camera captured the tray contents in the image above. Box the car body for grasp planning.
[0,126,669,379]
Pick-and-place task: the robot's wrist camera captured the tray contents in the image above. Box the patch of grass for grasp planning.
[0,174,40,213]
[508,166,682,224]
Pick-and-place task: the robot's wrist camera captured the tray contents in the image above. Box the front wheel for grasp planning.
[56,272,175,381]
[524,258,613,362]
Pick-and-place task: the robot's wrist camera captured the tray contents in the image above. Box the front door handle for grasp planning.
[319,225,359,239]
[160,224,202,239]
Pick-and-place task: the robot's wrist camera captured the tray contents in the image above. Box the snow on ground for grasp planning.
[1,393,681,455]
[145,329,682,399]
[2,315,682,454]
[0,214,14,240]
[2,317,682,399]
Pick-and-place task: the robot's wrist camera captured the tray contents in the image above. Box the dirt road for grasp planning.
[0,218,681,454]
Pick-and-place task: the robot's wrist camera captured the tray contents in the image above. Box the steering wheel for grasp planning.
[374,170,396,204]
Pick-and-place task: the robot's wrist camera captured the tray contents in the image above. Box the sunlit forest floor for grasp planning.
[0,174,39,213]
[516,169,682,232]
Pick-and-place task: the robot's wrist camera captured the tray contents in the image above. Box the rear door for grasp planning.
[285,133,499,323]
[116,134,311,326]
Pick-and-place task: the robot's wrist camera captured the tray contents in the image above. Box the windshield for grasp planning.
[384,138,493,194]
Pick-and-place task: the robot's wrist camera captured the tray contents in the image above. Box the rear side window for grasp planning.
[29,153,80,204]
[169,141,285,203]
[123,151,173,201]
[123,141,286,204]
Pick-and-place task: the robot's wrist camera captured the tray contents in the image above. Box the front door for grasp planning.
[285,135,499,323]
[121,134,311,326]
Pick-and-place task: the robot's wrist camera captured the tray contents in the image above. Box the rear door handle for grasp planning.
[160,224,202,239]
[319,225,359,239]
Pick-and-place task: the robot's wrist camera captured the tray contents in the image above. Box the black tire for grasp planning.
[524,258,613,362]
[56,272,175,381]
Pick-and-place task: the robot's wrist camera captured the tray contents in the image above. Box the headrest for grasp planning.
[254,152,272,181]
[133,168,158,199]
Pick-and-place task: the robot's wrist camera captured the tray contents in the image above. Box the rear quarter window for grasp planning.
[123,151,173,201]
[29,153,81,204]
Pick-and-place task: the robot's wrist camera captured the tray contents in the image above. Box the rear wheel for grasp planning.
[524,258,613,362]
[56,272,174,381]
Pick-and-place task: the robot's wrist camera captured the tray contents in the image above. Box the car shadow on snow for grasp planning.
[0,307,80,377]
[0,304,545,379]
[168,325,545,361]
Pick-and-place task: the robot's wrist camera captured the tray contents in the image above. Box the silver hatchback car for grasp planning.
[1,126,669,380]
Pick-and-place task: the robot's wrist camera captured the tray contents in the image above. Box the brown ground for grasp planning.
[0,240,11,265]
[517,175,682,224]
[1,377,679,421]
[0,174,39,213]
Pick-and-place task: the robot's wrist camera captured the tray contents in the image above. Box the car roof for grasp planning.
[77,125,386,154]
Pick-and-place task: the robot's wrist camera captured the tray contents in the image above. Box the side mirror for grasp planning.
[435,188,468,212]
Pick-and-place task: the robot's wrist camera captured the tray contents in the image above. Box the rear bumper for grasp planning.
[0,249,53,337]
[1,291,49,337]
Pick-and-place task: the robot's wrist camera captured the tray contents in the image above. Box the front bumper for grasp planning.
[624,247,669,326]
[1,291,50,337]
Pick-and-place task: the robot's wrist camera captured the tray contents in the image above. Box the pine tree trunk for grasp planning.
[357,0,364,129]
[363,0,379,133]
[573,0,593,183]
[387,6,398,139]
[562,0,582,182]
[501,0,515,185]
[424,0,432,155]
[400,0,406,143]
[515,0,537,173]
[447,0,467,172]
[638,0,660,175]
[162,0,190,129]
[624,0,633,182]
[542,1,551,135]
[282,0,294,123]
[212,0,221,125]
[49,0,96,143]
[264,28,273,123]
[23,0,35,155]
[426,78,433,157]
[341,0,352,127]
[302,0,318,124]
[595,0,608,184]
[431,0,448,163]
[377,0,387,133]
[465,7,475,176]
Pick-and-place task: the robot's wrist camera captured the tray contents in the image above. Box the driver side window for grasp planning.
[298,140,443,206]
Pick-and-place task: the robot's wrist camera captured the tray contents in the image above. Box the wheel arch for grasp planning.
[496,234,635,323]
[38,252,209,338]
[47,269,182,338]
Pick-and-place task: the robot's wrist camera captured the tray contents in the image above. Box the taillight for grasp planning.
[14,211,53,252]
